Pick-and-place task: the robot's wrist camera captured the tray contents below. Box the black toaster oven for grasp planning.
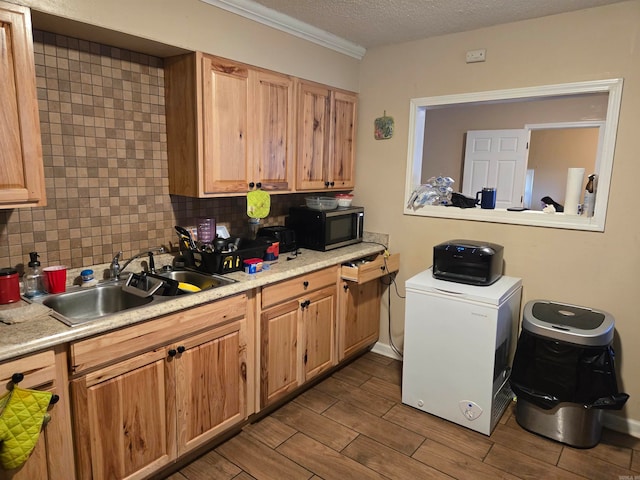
[256,226,297,253]
[432,240,504,286]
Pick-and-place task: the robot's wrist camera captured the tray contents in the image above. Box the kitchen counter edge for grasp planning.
[0,241,388,362]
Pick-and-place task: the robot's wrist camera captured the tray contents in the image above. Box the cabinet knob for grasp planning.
[300,300,310,309]
[177,346,186,354]
[168,349,177,358]
[256,182,262,189]
[303,281,309,289]
[11,373,24,385]
[249,182,255,189]
[49,394,60,406]
[329,181,335,187]
[324,181,330,187]
[343,283,349,291]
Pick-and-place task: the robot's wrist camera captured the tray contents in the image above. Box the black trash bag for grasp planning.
[447,192,477,208]
[510,331,629,410]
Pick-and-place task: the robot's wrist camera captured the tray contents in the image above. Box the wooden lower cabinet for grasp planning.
[70,297,248,480]
[339,279,381,361]
[338,253,401,361]
[174,321,247,455]
[72,350,172,480]
[260,301,299,406]
[302,287,336,380]
[260,268,337,408]
[0,346,75,480]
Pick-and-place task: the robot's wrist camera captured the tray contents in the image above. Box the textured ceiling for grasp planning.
[249,0,627,49]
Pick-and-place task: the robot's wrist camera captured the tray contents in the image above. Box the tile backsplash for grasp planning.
[0,30,306,273]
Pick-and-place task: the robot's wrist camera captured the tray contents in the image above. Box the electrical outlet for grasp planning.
[466,49,486,63]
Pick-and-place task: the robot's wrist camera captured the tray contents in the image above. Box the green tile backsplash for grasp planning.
[0,30,304,274]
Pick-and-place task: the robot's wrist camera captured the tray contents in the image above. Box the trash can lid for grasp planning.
[522,300,615,346]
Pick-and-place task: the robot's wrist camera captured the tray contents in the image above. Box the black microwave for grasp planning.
[286,206,364,251]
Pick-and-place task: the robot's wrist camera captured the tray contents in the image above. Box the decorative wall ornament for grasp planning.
[374,111,394,139]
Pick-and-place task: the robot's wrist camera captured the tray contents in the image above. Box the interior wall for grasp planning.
[421,94,607,184]
[528,128,600,210]
[14,0,360,91]
[356,0,640,426]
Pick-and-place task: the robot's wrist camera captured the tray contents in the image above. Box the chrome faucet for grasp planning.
[111,247,164,280]
[110,251,123,280]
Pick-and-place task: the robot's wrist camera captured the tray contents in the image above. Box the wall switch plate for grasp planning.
[466,49,486,63]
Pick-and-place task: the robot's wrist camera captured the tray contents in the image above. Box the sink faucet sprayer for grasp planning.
[111,247,164,280]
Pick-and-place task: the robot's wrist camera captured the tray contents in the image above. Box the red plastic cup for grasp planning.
[43,266,67,294]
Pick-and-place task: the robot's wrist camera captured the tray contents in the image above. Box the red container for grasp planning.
[0,268,21,304]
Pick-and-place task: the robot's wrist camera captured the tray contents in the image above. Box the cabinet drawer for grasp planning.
[341,253,400,284]
[0,350,56,390]
[70,294,247,374]
[262,266,337,309]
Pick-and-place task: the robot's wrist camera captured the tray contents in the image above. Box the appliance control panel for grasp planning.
[459,400,483,421]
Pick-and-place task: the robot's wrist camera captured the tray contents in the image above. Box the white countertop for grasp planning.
[0,240,388,363]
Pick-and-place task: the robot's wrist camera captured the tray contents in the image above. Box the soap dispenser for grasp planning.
[24,251,46,297]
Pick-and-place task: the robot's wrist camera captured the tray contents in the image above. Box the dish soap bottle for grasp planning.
[24,251,46,297]
[583,173,596,217]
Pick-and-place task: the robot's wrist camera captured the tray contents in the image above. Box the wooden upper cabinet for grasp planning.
[296,81,331,191]
[329,90,357,190]
[296,80,357,191]
[201,55,250,194]
[164,52,294,196]
[0,1,46,208]
[253,70,295,191]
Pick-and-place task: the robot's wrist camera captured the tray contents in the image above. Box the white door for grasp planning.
[462,130,529,208]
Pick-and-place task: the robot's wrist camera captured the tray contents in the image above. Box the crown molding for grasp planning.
[200,0,366,59]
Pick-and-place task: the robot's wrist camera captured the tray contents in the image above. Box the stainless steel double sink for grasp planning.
[37,270,235,326]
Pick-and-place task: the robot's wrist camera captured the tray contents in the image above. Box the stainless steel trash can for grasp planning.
[510,300,628,448]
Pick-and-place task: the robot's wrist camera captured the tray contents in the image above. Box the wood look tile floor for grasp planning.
[166,352,640,480]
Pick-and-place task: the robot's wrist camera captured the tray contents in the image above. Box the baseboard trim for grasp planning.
[372,341,640,439]
[371,341,402,360]
[602,412,640,439]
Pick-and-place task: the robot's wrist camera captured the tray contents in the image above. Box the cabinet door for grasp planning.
[329,91,357,190]
[296,81,331,190]
[0,1,45,208]
[0,347,75,480]
[174,320,247,455]
[0,385,65,480]
[71,350,173,480]
[302,285,337,381]
[339,280,381,361]
[260,300,300,408]
[253,70,295,191]
[201,55,250,193]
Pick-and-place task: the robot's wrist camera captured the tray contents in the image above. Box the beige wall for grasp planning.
[7,0,639,429]
[16,0,360,90]
[422,94,607,185]
[528,128,600,210]
[357,1,640,426]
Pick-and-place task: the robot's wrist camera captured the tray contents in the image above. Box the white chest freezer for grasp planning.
[401,268,522,435]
